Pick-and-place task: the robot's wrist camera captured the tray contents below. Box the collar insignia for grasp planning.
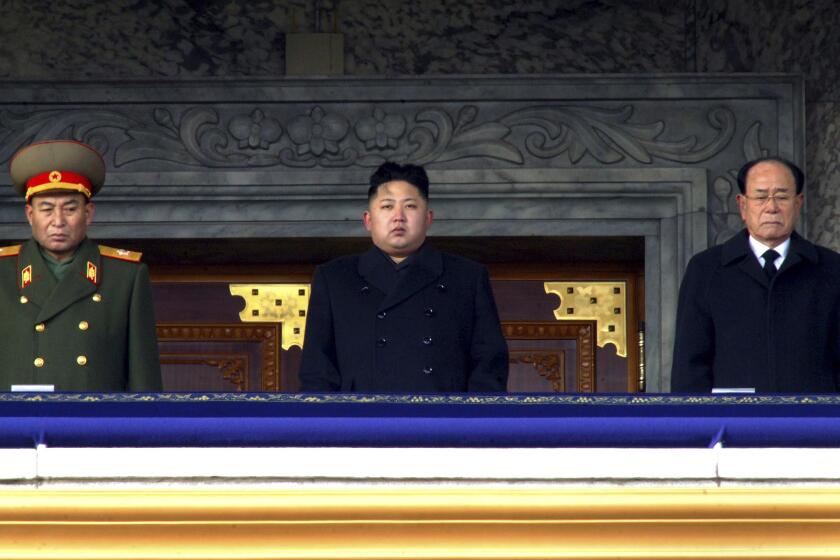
[21,265,32,289]
[86,261,98,284]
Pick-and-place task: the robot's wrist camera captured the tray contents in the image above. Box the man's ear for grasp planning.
[24,204,33,226]
[363,210,372,232]
[85,201,96,225]
[426,209,434,226]
[736,194,747,221]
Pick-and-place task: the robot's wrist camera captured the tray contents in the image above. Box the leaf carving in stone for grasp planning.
[119,107,257,167]
[0,109,135,165]
[405,106,522,165]
[500,105,736,165]
[743,121,766,162]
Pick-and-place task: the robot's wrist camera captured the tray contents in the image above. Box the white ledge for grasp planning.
[0,447,837,485]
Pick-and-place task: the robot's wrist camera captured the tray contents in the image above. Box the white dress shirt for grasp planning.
[748,235,789,271]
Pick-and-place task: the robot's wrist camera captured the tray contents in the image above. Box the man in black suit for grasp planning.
[299,162,509,392]
[671,156,840,393]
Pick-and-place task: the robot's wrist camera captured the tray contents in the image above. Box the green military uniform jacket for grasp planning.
[0,238,162,391]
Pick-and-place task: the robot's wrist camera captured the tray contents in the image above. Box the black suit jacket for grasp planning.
[671,230,840,393]
[299,243,509,392]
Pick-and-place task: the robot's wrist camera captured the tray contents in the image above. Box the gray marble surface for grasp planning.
[2,1,689,78]
[696,1,840,248]
[807,102,840,247]
[696,1,840,103]
[2,0,305,78]
[341,0,689,75]
[3,1,836,249]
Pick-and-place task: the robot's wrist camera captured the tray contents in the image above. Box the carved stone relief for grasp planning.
[0,103,736,170]
[0,76,801,246]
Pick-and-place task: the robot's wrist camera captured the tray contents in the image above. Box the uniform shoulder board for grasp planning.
[99,244,142,262]
[0,244,22,258]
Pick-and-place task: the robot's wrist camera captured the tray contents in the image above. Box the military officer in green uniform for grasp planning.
[0,140,162,391]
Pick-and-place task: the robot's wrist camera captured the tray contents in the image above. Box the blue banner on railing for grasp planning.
[1,392,840,448]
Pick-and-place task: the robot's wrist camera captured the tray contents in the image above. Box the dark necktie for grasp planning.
[762,249,780,279]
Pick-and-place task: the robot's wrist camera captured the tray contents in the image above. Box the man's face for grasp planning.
[737,161,803,248]
[363,180,433,262]
[25,193,94,261]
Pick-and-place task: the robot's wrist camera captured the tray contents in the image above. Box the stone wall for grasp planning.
[1,0,836,247]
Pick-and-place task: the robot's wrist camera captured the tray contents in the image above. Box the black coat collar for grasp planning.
[357,243,443,311]
[720,229,817,287]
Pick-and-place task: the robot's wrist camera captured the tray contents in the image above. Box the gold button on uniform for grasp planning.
[76,355,88,366]
[20,296,28,304]
[34,323,45,333]
[78,321,89,331]
[91,294,102,302]
[33,357,45,368]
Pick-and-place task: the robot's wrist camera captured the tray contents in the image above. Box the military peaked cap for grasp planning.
[9,140,105,201]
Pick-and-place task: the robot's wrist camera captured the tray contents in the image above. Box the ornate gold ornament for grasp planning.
[544,281,627,357]
[229,284,310,350]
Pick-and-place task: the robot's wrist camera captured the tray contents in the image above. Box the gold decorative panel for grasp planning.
[544,281,627,357]
[229,284,311,350]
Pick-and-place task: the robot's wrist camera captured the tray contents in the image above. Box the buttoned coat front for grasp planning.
[299,244,509,392]
[0,238,162,392]
[671,230,840,393]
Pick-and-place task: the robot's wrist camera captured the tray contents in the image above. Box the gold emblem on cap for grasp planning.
[78,321,89,331]
[19,295,28,304]
[34,323,45,333]
[92,293,102,302]
[33,357,45,368]
[76,355,87,366]
[49,170,62,183]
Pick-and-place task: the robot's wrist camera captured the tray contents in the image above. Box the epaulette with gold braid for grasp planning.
[0,244,22,258]
[99,244,142,263]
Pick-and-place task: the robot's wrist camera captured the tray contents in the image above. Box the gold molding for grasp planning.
[503,321,596,392]
[157,323,280,391]
[160,352,250,391]
[509,350,565,391]
[2,487,840,558]
[229,283,311,350]
[544,281,628,357]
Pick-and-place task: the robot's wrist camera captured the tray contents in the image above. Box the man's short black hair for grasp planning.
[368,161,429,200]
[737,156,805,195]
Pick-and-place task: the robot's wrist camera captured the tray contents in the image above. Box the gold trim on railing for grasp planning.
[2,487,840,558]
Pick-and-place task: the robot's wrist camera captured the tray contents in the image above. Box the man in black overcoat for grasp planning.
[299,162,509,392]
[671,157,840,393]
